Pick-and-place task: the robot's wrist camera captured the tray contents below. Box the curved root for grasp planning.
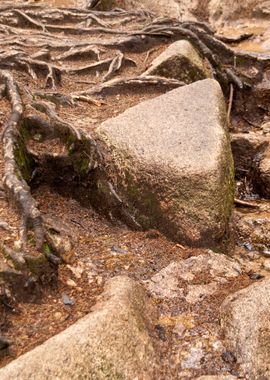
[0,70,45,250]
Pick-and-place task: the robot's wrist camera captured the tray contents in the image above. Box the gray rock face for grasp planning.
[220,278,270,379]
[0,276,159,380]
[143,40,211,83]
[96,79,234,247]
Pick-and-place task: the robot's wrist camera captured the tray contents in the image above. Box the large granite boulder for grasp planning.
[142,40,211,83]
[96,79,234,247]
[0,276,158,379]
[220,278,270,379]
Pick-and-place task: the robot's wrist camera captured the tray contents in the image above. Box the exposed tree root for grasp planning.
[0,70,44,250]
[74,75,185,96]
[1,14,264,93]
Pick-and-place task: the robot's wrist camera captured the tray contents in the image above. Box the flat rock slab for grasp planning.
[0,276,158,380]
[221,278,270,379]
[97,79,234,246]
[143,40,211,83]
[148,251,241,301]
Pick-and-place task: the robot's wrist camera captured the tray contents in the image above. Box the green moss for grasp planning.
[73,156,90,176]
[24,253,49,275]
[97,178,109,195]
[42,242,52,255]
[67,134,78,153]
[20,120,32,141]
[14,138,33,182]
[27,233,35,246]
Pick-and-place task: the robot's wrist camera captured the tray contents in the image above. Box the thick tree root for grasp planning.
[0,70,45,250]
[0,9,268,93]
[74,75,185,96]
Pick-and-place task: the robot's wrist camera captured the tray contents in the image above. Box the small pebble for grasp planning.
[96,276,103,286]
[67,265,83,279]
[62,293,74,306]
[54,312,62,320]
[111,246,128,254]
[66,279,77,287]
[243,242,253,251]
[249,272,264,280]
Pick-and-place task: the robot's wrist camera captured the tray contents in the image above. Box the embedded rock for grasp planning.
[148,251,241,301]
[143,40,211,83]
[96,79,234,247]
[221,278,270,379]
[0,276,159,380]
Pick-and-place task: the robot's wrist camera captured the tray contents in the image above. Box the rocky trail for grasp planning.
[0,0,269,379]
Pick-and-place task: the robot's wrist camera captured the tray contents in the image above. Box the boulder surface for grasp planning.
[96,79,234,247]
[143,40,211,83]
[221,278,270,379]
[0,276,158,379]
